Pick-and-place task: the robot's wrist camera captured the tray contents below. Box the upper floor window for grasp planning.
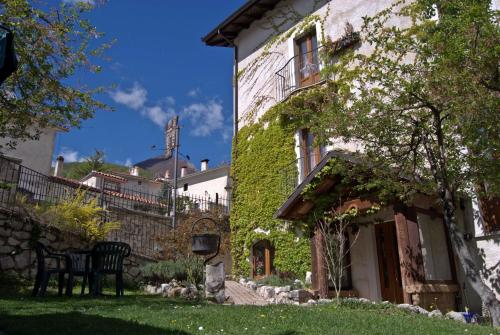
[300,129,325,178]
[296,31,320,88]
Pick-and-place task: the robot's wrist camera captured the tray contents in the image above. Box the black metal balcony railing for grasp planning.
[279,152,327,198]
[276,45,323,102]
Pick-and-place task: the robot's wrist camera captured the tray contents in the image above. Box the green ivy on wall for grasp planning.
[231,107,311,279]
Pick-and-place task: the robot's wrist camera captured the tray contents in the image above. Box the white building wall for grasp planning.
[0,128,58,175]
[349,225,382,301]
[177,174,229,201]
[235,0,406,131]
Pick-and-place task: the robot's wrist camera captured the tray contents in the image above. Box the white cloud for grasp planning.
[182,100,224,137]
[141,105,175,128]
[221,127,232,142]
[58,147,80,163]
[124,158,133,167]
[110,82,148,110]
[62,0,95,5]
[187,88,201,98]
[165,96,175,105]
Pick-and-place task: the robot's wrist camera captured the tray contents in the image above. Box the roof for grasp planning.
[80,171,127,183]
[110,170,163,184]
[49,175,165,207]
[178,165,230,182]
[135,155,196,179]
[202,0,281,47]
[274,150,365,220]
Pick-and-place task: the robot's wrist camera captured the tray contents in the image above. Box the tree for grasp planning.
[316,201,359,303]
[67,149,105,179]
[304,0,500,325]
[0,0,112,150]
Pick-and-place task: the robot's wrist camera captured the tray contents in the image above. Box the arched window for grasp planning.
[252,240,274,279]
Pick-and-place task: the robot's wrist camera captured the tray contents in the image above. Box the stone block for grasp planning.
[445,311,466,323]
[289,289,313,303]
[275,285,291,294]
[0,227,10,237]
[0,239,4,246]
[0,256,15,270]
[23,223,33,232]
[428,309,443,318]
[45,233,57,242]
[10,220,23,231]
[167,286,182,298]
[127,266,141,278]
[13,231,31,240]
[258,286,275,300]
[19,241,30,249]
[14,251,30,269]
[0,245,14,254]
[7,237,20,246]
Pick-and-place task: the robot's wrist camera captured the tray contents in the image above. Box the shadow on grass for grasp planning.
[0,311,192,335]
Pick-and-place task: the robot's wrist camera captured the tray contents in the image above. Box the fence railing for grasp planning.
[276,45,323,102]
[0,155,230,216]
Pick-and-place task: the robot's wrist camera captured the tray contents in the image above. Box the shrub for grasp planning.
[256,274,301,289]
[142,257,204,286]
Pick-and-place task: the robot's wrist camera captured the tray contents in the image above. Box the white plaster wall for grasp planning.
[417,213,452,281]
[349,225,382,301]
[81,176,98,188]
[123,180,162,195]
[176,168,230,202]
[0,128,58,175]
[235,0,406,130]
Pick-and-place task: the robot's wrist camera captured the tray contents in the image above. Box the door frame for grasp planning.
[252,240,274,279]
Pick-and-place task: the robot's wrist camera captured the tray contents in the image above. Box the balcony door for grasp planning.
[300,129,322,178]
[296,32,320,87]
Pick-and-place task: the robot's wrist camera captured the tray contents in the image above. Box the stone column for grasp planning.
[205,261,225,303]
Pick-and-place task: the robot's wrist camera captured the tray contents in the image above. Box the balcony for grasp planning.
[276,45,324,102]
[279,151,327,198]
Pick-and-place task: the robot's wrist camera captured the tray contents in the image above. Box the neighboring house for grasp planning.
[176,159,231,213]
[204,0,497,313]
[80,168,163,196]
[0,126,67,175]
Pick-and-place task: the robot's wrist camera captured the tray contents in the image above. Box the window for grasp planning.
[480,196,500,233]
[295,30,320,88]
[300,129,324,177]
[183,183,188,192]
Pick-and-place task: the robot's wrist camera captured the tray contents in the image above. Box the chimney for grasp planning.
[200,159,209,172]
[164,169,170,179]
[54,156,64,177]
[130,166,139,176]
[180,166,187,178]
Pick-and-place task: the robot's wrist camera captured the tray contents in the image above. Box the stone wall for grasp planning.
[0,208,150,284]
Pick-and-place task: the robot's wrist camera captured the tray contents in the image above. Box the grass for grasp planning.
[0,289,496,335]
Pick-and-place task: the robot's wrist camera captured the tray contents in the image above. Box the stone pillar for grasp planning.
[205,261,225,303]
[394,205,425,304]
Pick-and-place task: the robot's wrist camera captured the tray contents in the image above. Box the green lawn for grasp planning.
[0,291,496,335]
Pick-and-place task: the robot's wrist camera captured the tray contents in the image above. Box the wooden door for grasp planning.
[375,222,404,303]
[297,33,320,87]
[252,240,274,279]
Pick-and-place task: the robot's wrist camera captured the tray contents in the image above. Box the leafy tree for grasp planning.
[67,149,106,179]
[293,0,499,324]
[0,0,112,150]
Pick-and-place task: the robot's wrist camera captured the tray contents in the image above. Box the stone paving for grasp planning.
[225,280,268,306]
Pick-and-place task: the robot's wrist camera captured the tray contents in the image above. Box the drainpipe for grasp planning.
[218,29,238,206]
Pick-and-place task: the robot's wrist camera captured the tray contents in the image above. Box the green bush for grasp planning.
[142,257,204,286]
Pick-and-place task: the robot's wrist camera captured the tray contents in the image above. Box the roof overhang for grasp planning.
[274,150,367,220]
[202,0,282,47]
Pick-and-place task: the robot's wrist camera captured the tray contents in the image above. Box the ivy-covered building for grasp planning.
[203,0,498,313]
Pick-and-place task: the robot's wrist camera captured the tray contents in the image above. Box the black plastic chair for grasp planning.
[32,242,70,297]
[90,242,131,297]
[66,250,91,296]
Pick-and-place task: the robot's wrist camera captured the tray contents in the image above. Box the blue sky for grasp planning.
[56,0,245,169]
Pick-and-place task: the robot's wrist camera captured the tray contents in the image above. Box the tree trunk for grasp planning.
[441,188,500,326]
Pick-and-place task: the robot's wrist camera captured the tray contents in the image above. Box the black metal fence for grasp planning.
[0,155,230,216]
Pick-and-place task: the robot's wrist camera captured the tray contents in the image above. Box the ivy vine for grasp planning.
[231,106,311,278]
